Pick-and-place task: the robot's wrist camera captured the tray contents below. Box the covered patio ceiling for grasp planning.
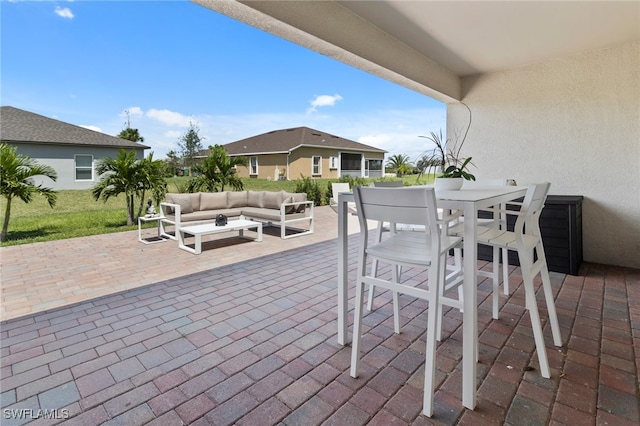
[192,0,640,103]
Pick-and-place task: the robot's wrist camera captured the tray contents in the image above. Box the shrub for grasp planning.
[294,175,324,206]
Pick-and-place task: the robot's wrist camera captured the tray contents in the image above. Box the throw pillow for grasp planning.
[171,194,194,214]
[282,196,295,214]
[201,192,228,210]
[228,191,248,208]
[263,191,283,209]
[247,190,264,208]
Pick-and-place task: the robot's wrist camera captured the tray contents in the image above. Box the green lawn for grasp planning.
[0,175,432,246]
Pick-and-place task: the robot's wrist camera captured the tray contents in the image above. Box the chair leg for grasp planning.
[367,222,386,311]
[367,283,376,311]
[350,279,366,378]
[491,245,500,319]
[520,255,551,378]
[502,248,510,295]
[436,254,445,342]
[422,262,441,417]
[452,246,464,313]
[539,256,562,347]
[392,264,401,334]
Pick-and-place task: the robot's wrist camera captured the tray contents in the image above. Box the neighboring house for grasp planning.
[0,106,149,190]
[201,126,386,180]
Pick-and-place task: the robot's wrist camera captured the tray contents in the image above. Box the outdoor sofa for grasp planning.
[159,190,314,240]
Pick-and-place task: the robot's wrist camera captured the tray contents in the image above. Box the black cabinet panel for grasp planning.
[477,195,583,275]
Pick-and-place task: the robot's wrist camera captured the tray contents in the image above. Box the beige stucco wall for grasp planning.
[235,153,289,180]
[448,41,640,269]
[235,148,385,180]
[289,147,339,180]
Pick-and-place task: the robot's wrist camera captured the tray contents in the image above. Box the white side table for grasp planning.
[138,215,167,244]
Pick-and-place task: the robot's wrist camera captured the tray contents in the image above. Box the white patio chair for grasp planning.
[350,186,463,417]
[451,178,511,318]
[369,180,410,301]
[330,182,355,213]
[450,182,562,379]
[367,180,463,321]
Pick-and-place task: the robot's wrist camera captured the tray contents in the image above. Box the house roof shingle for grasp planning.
[0,106,150,149]
[218,126,386,156]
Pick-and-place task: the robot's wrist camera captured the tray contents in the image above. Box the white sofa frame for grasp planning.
[159,199,314,241]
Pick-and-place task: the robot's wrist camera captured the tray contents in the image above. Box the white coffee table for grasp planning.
[178,217,263,254]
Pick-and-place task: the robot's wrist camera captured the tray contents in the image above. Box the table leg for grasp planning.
[462,202,478,409]
[178,231,198,254]
[256,224,263,242]
[194,234,202,255]
[337,197,349,345]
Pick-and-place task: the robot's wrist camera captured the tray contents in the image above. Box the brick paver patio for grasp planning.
[1,206,639,425]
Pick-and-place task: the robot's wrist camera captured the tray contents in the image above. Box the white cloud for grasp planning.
[123,107,144,117]
[54,7,74,19]
[146,109,192,127]
[79,125,101,132]
[307,94,343,114]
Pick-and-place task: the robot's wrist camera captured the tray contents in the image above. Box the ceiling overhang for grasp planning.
[192,1,639,104]
[192,0,461,102]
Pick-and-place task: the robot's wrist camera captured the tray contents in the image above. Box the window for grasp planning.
[75,155,93,181]
[312,156,321,175]
[367,159,383,171]
[250,156,258,175]
[365,159,383,177]
[341,153,361,171]
[329,156,338,169]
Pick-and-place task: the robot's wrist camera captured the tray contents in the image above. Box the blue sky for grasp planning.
[1,0,446,160]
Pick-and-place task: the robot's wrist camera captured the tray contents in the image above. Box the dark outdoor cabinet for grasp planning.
[477,195,583,275]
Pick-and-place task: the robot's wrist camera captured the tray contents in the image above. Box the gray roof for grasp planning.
[0,106,150,149]
[218,126,386,156]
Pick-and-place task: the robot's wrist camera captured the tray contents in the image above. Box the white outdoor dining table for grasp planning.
[336,185,529,410]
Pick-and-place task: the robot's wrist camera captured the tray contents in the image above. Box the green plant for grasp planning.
[325,176,368,204]
[385,154,413,176]
[417,103,475,182]
[0,143,58,242]
[418,129,475,180]
[187,145,248,192]
[442,157,475,180]
[294,175,324,206]
[92,149,167,226]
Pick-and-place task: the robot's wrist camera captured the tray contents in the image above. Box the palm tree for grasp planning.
[187,145,248,192]
[0,143,58,242]
[134,153,167,219]
[92,149,166,226]
[386,154,413,176]
[117,127,145,143]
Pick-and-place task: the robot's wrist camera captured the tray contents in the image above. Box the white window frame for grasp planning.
[75,154,94,181]
[329,156,338,169]
[250,156,258,175]
[312,156,322,175]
